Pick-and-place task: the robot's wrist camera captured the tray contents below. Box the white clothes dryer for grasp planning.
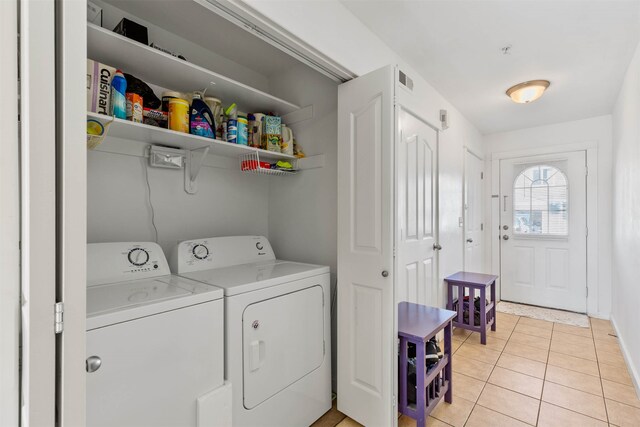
[170,236,331,427]
[86,242,228,427]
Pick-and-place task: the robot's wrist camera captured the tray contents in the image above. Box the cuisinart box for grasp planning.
[87,59,116,116]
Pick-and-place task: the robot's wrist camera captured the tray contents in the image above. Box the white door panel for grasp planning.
[500,151,587,312]
[464,149,484,272]
[337,66,394,427]
[396,108,437,307]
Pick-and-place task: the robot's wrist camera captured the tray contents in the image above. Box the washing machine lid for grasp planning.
[86,274,223,330]
[178,260,329,296]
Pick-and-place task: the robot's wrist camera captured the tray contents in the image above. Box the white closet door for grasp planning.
[395,107,438,307]
[337,65,395,427]
[464,149,484,272]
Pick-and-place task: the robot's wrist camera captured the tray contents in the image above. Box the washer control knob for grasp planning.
[256,242,264,251]
[252,320,260,329]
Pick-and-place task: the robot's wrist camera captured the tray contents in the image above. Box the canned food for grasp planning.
[168,98,189,133]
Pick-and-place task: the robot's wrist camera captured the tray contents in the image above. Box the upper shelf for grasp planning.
[88,112,297,161]
[87,23,300,115]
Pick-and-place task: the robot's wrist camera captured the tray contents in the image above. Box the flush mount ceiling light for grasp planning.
[506,80,550,104]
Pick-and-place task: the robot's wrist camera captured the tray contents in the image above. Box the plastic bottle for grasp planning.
[110,70,127,119]
[189,92,215,138]
[225,103,238,143]
[237,113,248,145]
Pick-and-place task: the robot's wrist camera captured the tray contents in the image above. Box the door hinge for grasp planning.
[481,223,484,231]
[322,292,325,307]
[585,166,588,176]
[585,227,589,237]
[323,340,326,356]
[586,287,589,297]
[392,394,397,407]
[54,302,64,334]
[481,172,484,179]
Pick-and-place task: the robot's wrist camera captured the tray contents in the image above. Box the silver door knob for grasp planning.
[503,235,509,241]
[433,243,442,250]
[381,270,389,278]
[466,238,473,243]
[86,356,102,373]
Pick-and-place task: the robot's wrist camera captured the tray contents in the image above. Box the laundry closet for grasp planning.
[82,1,339,426]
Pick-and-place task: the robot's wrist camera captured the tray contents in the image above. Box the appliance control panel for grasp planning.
[170,235,276,273]
[87,242,171,286]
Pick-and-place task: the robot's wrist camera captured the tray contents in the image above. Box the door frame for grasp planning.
[490,142,599,316]
[1,0,20,424]
[462,146,484,271]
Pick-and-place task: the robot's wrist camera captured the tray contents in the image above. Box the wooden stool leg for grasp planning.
[480,287,487,345]
[444,322,453,403]
[491,280,497,331]
[398,337,408,415]
[416,340,426,427]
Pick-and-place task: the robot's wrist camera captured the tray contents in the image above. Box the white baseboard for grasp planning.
[610,315,640,399]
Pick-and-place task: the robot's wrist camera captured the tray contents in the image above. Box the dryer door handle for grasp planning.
[249,340,265,372]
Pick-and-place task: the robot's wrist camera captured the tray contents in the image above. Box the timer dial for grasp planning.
[192,244,209,260]
[128,248,149,266]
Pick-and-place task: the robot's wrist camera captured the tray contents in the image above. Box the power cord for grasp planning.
[142,152,159,243]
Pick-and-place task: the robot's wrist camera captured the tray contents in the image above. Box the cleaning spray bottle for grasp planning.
[189,91,215,138]
[110,70,127,119]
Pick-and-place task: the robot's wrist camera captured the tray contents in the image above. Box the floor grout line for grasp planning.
[591,317,611,425]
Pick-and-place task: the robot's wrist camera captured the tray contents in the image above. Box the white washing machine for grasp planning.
[170,236,331,427]
[86,242,229,427]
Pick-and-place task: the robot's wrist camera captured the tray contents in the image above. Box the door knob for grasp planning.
[433,243,442,250]
[86,355,102,373]
[503,225,509,230]
[381,270,389,278]
[502,235,509,241]
[466,238,473,243]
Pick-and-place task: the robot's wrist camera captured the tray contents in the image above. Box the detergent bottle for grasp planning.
[110,70,127,119]
[189,91,215,138]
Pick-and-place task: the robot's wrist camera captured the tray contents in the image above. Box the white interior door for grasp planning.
[395,107,438,307]
[464,149,484,272]
[500,151,587,312]
[337,65,395,427]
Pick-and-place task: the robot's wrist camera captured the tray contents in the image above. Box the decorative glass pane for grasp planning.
[513,165,568,236]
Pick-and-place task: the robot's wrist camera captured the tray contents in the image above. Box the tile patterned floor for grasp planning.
[312,314,640,427]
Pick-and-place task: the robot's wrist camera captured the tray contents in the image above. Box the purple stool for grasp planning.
[398,302,456,427]
[445,272,498,345]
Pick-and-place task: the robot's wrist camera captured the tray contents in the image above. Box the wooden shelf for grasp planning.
[87,23,300,115]
[88,112,297,161]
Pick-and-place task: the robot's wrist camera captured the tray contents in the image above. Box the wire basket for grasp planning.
[239,151,297,176]
[87,115,114,150]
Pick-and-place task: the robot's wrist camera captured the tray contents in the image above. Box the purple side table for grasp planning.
[445,271,498,345]
[398,302,456,427]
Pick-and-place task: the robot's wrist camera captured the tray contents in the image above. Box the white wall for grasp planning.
[611,39,640,392]
[87,149,270,254]
[483,115,613,317]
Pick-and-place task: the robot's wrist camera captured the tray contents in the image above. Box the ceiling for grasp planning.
[341,0,640,134]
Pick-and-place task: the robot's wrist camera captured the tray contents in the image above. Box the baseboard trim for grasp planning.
[610,315,640,398]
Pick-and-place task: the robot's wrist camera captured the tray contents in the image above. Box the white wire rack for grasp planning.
[239,151,298,176]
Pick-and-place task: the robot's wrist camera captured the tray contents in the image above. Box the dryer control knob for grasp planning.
[256,242,264,251]
[252,320,259,329]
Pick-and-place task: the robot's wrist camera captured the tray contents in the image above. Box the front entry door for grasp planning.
[500,151,587,313]
[395,107,438,307]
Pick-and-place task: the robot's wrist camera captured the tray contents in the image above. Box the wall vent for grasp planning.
[398,70,414,91]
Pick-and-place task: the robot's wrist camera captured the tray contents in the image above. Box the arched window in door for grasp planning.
[513,165,568,235]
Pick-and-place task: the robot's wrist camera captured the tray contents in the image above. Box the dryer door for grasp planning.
[242,285,324,409]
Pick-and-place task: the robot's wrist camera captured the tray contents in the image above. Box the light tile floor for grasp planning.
[312,314,640,427]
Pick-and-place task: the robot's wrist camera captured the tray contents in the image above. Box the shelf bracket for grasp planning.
[184,146,209,194]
